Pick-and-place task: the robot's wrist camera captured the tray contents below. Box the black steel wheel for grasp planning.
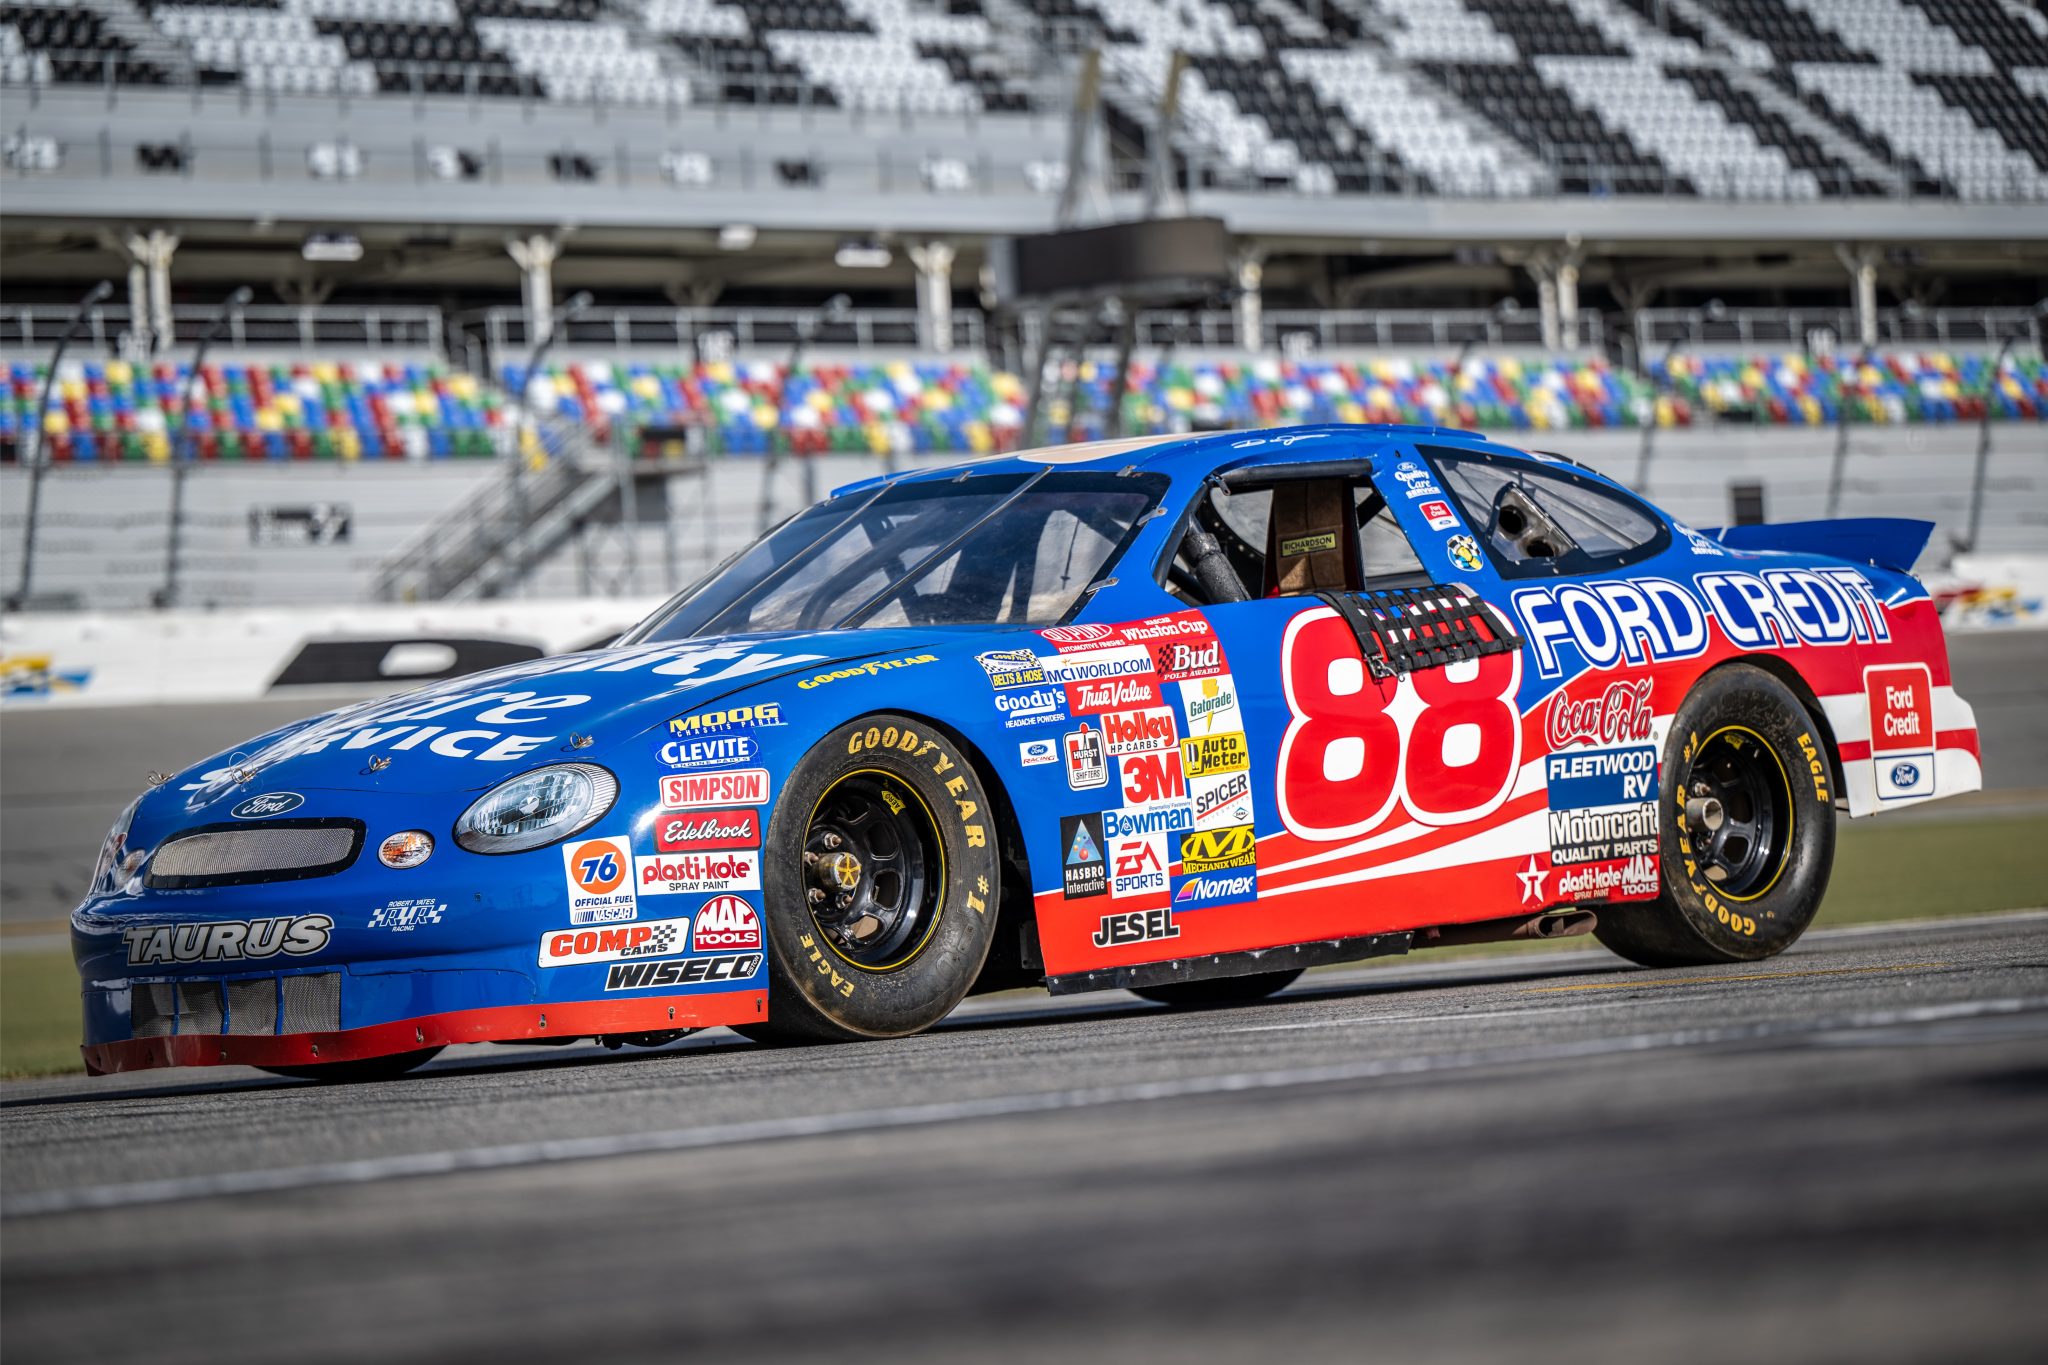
[740,715,1001,1043]
[1596,664,1836,967]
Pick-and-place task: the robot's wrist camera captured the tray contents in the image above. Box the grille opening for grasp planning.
[226,978,277,1036]
[280,972,342,1034]
[147,820,363,890]
[132,982,176,1038]
[177,981,224,1035]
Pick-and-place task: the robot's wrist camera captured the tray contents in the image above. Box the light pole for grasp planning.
[1962,298,2048,552]
[154,286,251,610]
[503,289,592,597]
[9,279,113,612]
[760,293,850,530]
[1822,327,1869,521]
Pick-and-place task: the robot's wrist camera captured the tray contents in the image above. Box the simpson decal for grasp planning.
[660,768,770,809]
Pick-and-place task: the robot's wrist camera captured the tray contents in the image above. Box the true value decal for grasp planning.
[124,914,331,966]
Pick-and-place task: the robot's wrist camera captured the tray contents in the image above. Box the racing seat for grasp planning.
[1263,479,1362,596]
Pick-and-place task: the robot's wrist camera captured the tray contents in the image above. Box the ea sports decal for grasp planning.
[693,895,762,950]
[1060,813,1107,899]
[1865,663,1935,800]
[562,836,636,924]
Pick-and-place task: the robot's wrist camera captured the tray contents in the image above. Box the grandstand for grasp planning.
[2,1,2044,611]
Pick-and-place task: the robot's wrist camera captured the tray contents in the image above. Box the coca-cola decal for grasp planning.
[1546,678,1656,749]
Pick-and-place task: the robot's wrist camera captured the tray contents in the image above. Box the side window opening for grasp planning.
[1425,447,1664,577]
[1164,473,1430,606]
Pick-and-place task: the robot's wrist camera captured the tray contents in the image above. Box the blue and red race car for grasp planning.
[72,424,1981,1077]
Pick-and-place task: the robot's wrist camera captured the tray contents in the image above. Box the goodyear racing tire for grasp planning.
[1595,664,1835,968]
[1131,968,1303,1008]
[738,715,1001,1044]
[259,1047,443,1083]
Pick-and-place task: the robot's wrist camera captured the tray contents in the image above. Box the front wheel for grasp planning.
[738,715,1001,1044]
[1595,663,1836,967]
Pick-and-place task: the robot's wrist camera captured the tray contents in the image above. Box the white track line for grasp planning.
[7,995,2042,1220]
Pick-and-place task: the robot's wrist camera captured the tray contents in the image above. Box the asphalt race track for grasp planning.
[5,912,2048,1365]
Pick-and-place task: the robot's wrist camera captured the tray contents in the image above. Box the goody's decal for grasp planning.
[562,837,636,924]
[123,914,331,966]
[1866,663,1935,800]
[539,917,691,967]
[995,684,1068,728]
[657,734,761,770]
[231,792,303,819]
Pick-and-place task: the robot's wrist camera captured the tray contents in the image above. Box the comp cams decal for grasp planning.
[539,917,691,967]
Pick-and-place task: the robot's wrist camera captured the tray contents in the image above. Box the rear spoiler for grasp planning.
[1698,518,1934,575]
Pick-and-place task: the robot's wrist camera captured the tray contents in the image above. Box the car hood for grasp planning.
[159,628,949,819]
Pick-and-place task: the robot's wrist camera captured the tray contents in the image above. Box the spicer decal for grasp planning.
[539,918,690,968]
[124,914,332,966]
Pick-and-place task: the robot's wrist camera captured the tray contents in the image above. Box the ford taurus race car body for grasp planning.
[73,424,1981,1076]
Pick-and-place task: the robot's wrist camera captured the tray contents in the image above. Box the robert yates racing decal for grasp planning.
[367,897,446,932]
[562,836,636,924]
[1865,663,1935,801]
[1544,744,1661,904]
[124,914,331,966]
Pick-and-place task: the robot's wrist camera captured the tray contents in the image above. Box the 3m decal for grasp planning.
[603,952,764,991]
[692,895,762,950]
[1179,824,1255,875]
[123,914,332,966]
[539,917,691,967]
[1092,907,1178,947]
[1865,663,1935,801]
[1181,731,1249,779]
[1102,707,1177,756]
[1278,607,1522,839]
[562,837,636,924]
[367,897,445,932]
[977,648,1048,688]
[657,735,760,770]
[1064,722,1108,791]
[659,768,770,809]
[635,851,760,896]
[669,702,785,737]
[1120,749,1187,806]
[1061,813,1108,899]
[654,808,761,852]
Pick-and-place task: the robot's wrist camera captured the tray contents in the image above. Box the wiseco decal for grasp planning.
[659,768,769,809]
[604,952,765,991]
[654,808,761,852]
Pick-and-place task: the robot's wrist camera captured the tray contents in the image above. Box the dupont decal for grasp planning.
[1019,736,1058,767]
[660,768,770,810]
[1102,707,1177,756]
[123,914,332,966]
[654,808,761,852]
[1866,663,1935,800]
[1108,833,1169,899]
[657,734,760,770]
[1060,813,1108,899]
[635,850,760,896]
[668,702,785,737]
[1039,645,1154,685]
[1066,676,1160,715]
[231,792,304,819]
[1179,674,1239,735]
[1038,623,1121,650]
[367,897,446,932]
[692,895,763,950]
[977,648,1048,689]
[1064,722,1109,791]
[539,917,691,967]
[604,953,764,991]
[1092,907,1178,947]
[1178,824,1255,876]
[562,837,636,924]
[1180,731,1249,779]
[994,684,1068,728]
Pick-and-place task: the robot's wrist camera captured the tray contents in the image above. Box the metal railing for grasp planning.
[0,303,442,354]
[1635,306,2047,351]
[460,306,988,360]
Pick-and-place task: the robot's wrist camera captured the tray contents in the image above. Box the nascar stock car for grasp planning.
[73,424,1980,1078]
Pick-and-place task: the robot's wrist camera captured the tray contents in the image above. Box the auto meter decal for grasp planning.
[1866,663,1935,800]
[692,895,762,950]
[562,837,636,924]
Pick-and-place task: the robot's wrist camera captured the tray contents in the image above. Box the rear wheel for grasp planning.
[1595,664,1835,967]
[260,1046,442,1083]
[738,715,1000,1044]
[1132,969,1303,1007]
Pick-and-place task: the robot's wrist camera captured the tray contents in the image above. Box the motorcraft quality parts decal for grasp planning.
[1033,613,1258,921]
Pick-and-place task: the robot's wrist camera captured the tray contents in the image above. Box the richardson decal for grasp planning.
[1064,722,1109,791]
[1390,460,1442,499]
[539,917,691,967]
[1179,824,1255,876]
[1108,833,1169,899]
[1181,731,1249,779]
[798,654,938,690]
[1019,737,1058,767]
[1280,532,1338,557]
[657,734,761,770]
[655,808,761,852]
[1067,676,1160,715]
[1514,569,1890,680]
[1150,639,1225,682]
[124,914,332,966]
[977,648,1048,689]
[1179,674,1240,735]
[635,850,760,896]
[604,952,765,991]
[1547,678,1656,748]
[562,837,637,924]
[693,894,763,950]
[1102,805,1195,839]
[1418,499,1459,532]
[1171,869,1257,909]
[1039,623,1121,649]
[1119,749,1187,807]
[1092,907,1178,947]
[669,702,785,737]
[1866,663,1935,801]
[1039,646,1154,685]
[367,897,445,932]
[1060,813,1108,899]
[231,792,303,819]
[1190,769,1253,828]
[1102,707,1177,756]
[995,684,1068,728]
[660,768,770,810]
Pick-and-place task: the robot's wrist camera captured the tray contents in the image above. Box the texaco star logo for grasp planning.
[1516,855,1550,906]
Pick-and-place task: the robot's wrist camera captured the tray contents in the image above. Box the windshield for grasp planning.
[626,470,1167,642]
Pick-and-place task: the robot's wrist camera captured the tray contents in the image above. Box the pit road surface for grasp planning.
[5,911,2047,1365]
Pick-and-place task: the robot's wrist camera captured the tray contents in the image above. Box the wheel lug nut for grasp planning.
[822,832,843,850]
[807,888,826,905]
[835,892,853,909]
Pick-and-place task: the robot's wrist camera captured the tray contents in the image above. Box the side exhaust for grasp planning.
[1419,910,1599,948]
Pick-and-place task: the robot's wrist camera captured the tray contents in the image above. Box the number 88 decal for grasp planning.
[1277,608,1523,840]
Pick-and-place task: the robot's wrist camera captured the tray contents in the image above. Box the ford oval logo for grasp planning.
[1889,762,1921,788]
[232,792,304,819]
